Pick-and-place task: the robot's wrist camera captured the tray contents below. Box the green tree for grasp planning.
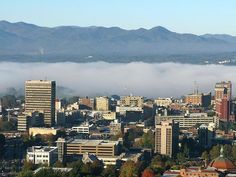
[176,153,185,164]
[201,151,210,166]
[102,165,118,177]
[68,160,83,177]
[22,161,36,171]
[210,145,221,160]
[141,130,154,149]
[231,145,236,161]
[90,160,104,176]
[0,134,5,158]
[54,161,64,168]
[80,163,91,175]
[119,161,139,177]
[17,170,34,177]
[223,144,232,159]
[150,155,165,170]
[1,95,17,108]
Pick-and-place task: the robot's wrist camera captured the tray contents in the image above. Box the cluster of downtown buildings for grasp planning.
[1,79,236,176]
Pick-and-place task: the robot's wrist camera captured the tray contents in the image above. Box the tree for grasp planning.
[68,160,83,177]
[135,130,154,149]
[54,161,64,168]
[210,145,221,160]
[142,168,155,177]
[176,153,185,164]
[119,161,139,177]
[102,165,118,177]
[0,134,5,158]
[150,155,165,170]
[90,160,104,176]
[22,161,36,171]
[223,144,232,159]
[231,145,236,161]
[17,170,34,177]
[201,151,210,166]
[0,119,16,131]
[1,95,17,108]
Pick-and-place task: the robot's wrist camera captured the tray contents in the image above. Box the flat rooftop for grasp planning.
[27,146,57,153]
[68,139,119,146]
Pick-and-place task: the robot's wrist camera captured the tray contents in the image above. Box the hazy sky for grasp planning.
[1,0,236,35]
[0,62,236,98]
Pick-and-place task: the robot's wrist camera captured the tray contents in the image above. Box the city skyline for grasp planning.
[1,0,236,35]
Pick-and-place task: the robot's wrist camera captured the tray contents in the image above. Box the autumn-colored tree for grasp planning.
[142,168,154,177]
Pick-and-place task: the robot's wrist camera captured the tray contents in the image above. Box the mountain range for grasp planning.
[0,20,236,63]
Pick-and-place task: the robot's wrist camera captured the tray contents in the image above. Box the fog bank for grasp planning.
[0,62,235,98]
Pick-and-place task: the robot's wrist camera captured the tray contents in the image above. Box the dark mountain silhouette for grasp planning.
[0,20,236,63]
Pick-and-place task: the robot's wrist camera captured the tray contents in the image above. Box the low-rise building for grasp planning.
[102,111,116,120]
[65,139,121,157]
[29,127,59,136]
[154,98,173,107]
[109,119,124,135]
[116,106,143,116]
[79,97,94,110]
[120,96,144,107]
[156,113,219,128]
[72,122,92,134]
[27,146,58,166]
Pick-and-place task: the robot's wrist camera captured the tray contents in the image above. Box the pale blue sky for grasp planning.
[1,0,236,35]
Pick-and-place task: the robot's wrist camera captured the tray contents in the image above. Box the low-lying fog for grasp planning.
[0,62,235,98]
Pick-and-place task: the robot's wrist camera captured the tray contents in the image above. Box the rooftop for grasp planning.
[27,146,57,153]
[68,139,119,146]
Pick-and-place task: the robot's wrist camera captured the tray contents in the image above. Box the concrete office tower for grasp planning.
[215,81,232,100]
[120,95,144,107]
[25,80,56,127]
[155,120,179,157]
[96,96,110,111]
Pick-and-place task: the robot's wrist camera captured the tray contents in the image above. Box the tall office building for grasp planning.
[215,81,232,100]
[215,81,232,122]
[25,80,56,127]
[155,120,179,157]
[215,96,230,121]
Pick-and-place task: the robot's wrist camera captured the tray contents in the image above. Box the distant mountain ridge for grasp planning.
[0,20,236,63]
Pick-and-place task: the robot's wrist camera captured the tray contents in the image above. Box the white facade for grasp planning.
[27,146,58,166]
[157,114,219,128]
[72,122,92,134]
[66,102,79,111]
[102,111,116,120]
[116,106,143,115]
[155,98,173,107]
